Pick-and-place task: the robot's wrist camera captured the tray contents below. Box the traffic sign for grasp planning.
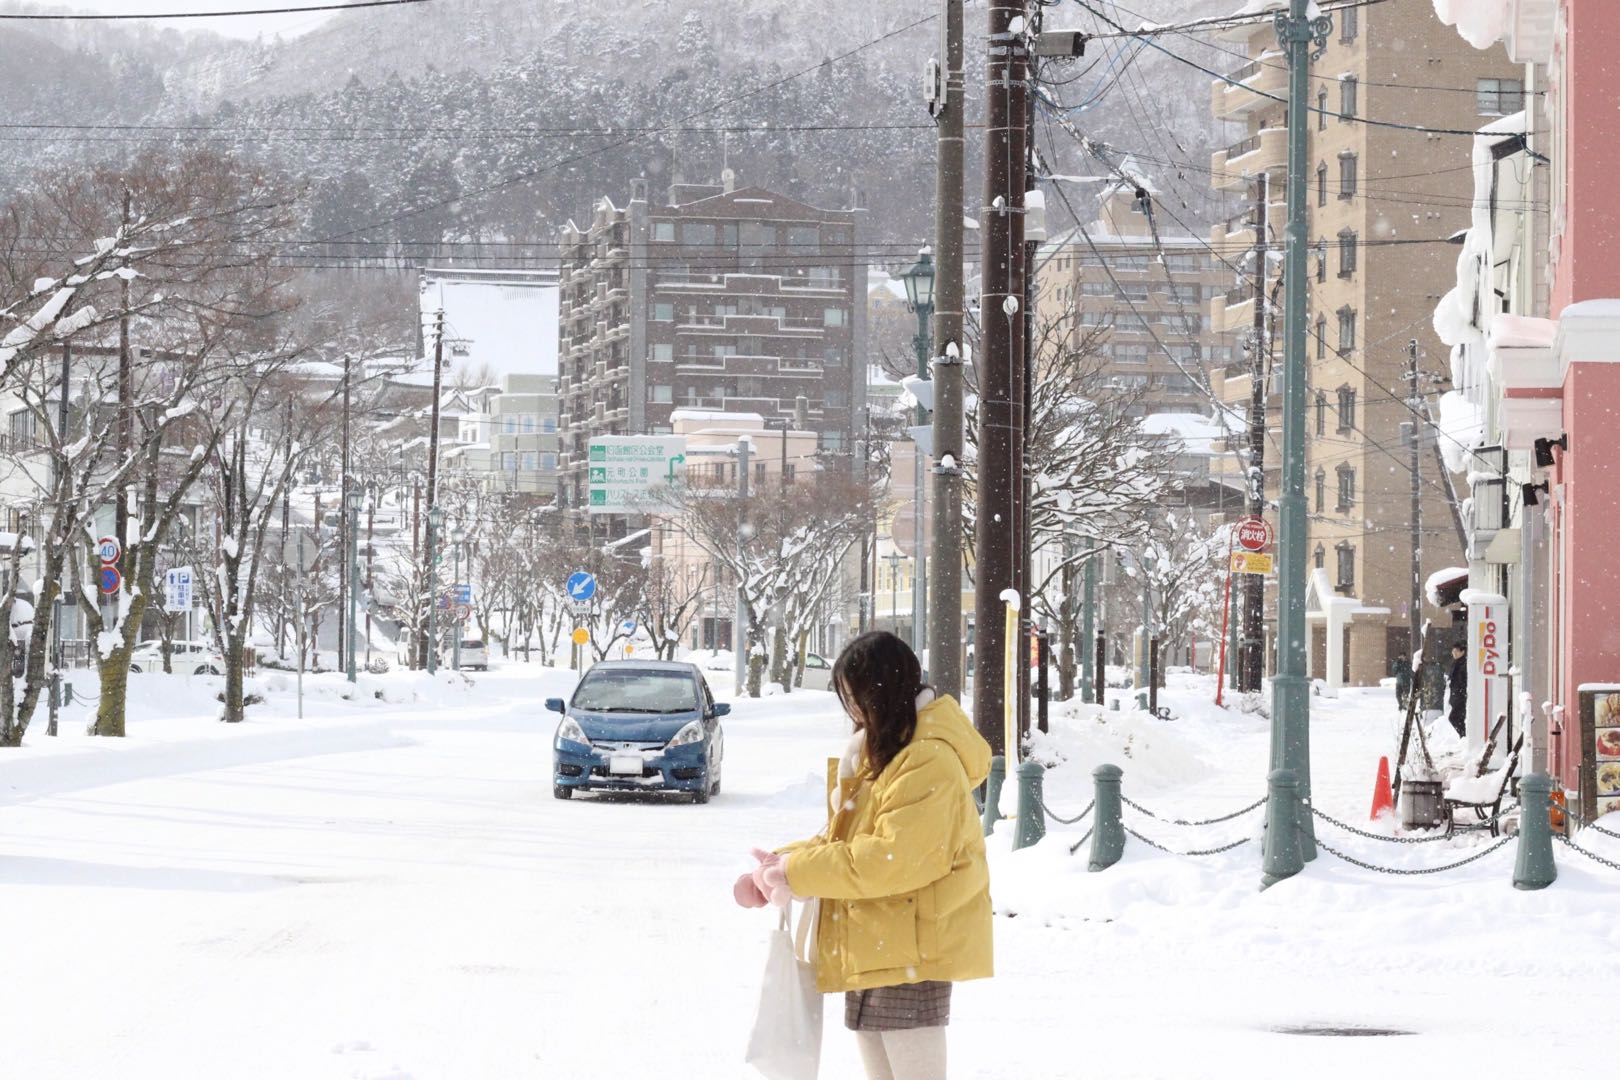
[587,435,687,514]
[1235,517,1273,553]
[1231,551,1276,575]
[98,565,122,594]
[566,571,597,602]
[454,604,472,623]
[571,628,590,646]
[452,583,472,605]
[96,536,121,564]
[163,568,193,612]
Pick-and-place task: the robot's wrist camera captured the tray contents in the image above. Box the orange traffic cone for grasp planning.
[1370,756,1395,821]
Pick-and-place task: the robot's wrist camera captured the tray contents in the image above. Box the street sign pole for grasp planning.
[735,437,750,693]
[452,542,463,672]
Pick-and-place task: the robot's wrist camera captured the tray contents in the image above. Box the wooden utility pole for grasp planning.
[1241,174,1269,693]
[116,188,132,589]
[926,0,967,700]
[1407,338,1423,658]
[972,0,1029,755]
[338,353,351,663]
[419,310,445,669]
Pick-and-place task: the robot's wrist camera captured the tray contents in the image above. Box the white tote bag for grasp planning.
[744,899,822,1080]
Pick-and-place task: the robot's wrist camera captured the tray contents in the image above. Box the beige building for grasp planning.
[1208,3,1519,684]
[1036,181,1229,417]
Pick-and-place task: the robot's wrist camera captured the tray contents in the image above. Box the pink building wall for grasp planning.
[1549,1,1620,314]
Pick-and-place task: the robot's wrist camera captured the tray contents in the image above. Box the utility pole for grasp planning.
[927,0,967,700]
[419,310,445,669]
[365,496,375,669]
[1266,0,1330,876]
[338,353,351,665]
[972,0,1028,755]
[734,436,751,692]
[857,409,872,636]
[1241,174,1270,694]
[48,343,70,737]
[1081,545,1097,705]
[115,188,132,605]
[1407,339,1423,657]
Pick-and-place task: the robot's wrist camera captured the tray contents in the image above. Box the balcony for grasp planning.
[1210,127,1286,193]
[1210,291,1255,337]
[1210,55,1287,120]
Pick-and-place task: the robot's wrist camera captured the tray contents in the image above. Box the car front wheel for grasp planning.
[553,784,572,800]
[692,778,711,805]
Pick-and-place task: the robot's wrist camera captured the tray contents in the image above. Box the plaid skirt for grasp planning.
[844,981,952,1032]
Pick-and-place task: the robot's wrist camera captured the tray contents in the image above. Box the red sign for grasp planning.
[1235,517,1272,553]
[98,565,122,594]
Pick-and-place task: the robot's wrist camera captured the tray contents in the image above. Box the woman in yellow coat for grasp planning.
[734,631,994,1080]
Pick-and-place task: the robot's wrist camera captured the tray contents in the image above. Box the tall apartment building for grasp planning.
[555,176,867,509]
[1036,181,1227,416]
[1207,2,1519,684]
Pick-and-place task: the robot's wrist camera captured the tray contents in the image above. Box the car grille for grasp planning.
[590,764,661,779]
[589,741,665,753]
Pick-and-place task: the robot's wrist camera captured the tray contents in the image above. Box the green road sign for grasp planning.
[587,436,687,514]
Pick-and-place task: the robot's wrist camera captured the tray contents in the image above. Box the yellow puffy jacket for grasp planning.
[782,694,994,993]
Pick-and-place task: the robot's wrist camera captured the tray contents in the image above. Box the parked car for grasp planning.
[457,638,489,671]
[549,660,728,803]
[129,640,224,675]
[800,652,834,691]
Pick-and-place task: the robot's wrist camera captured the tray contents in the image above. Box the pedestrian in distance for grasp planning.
[733,630,993,1080]
[1447,641,1468,738]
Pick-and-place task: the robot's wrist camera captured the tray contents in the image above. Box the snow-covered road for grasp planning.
[2,666,1616,1078]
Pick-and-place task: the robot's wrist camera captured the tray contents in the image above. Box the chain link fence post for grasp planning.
[1013,761,1047,850]
[1513,773,1558,891]
[981,755,1006,837]
[1088,763,1125,871]
[1261,768,1303,889]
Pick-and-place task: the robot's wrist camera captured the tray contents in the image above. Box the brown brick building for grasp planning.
[555,177,867,509]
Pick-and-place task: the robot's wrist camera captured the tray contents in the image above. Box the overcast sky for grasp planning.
[5,1,340,40]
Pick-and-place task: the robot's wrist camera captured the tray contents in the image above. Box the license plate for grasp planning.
[609,755,644,776]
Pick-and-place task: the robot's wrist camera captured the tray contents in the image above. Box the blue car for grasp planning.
[549,660,729,803]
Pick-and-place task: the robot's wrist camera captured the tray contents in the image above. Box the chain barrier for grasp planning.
[1119,793,1268,827]
[1066,827,1095,856]
[1123,824,1254,857]
[1580,819,1620,842]
[1307,804,1451,844]
[1039,796,1094,826]
[1314,834,1514,875]
[1555,833,1620,873]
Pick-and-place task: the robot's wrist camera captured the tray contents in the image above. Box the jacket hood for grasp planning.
[913,694,992,787]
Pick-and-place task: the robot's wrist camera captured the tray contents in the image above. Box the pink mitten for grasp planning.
[759,859,798,907]
[733,872,768,908]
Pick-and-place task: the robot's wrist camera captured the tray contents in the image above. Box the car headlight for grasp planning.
[667,720,705,748]
[556,716,588,746]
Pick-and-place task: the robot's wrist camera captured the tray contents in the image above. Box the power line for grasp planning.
[0,0,432,18]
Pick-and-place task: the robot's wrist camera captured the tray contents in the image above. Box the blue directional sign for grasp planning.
[452,583,472,605]
[566,571,597,602]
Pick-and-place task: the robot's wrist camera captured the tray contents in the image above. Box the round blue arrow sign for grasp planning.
[566,571,597,602]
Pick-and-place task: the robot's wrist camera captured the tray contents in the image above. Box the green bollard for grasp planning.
[1013,761,1047,851]
[1513,773,1558,891]
[1087,763,1125,871]
[981,755,1006,836]
[1260,768,1302,890]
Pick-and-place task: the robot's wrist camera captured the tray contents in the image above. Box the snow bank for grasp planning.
[1432,0,1512,50]
[1437,390,1486,474]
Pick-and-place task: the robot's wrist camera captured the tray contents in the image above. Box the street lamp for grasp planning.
[451,524,466,671]
[346,487,363,683]
[426,505,446,674]
[900,249,935,662]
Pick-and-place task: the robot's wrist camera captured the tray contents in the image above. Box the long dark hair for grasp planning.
[833,631,926,779]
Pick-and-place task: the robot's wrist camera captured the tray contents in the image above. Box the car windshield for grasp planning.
[571,669,698,714]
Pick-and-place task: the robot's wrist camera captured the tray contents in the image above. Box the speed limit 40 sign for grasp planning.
[1235,517,1273,552]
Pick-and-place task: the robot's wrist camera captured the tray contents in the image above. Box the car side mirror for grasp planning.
[711,702,731,718]
[545,698,566,714]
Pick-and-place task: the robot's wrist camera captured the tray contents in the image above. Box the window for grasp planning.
[783,463,797,484]
[1314,543,1326,570]
[1316,317,1327,360]
[502,451,517,471]
[521,451,538,471]
[786,226,820,250]
[822,431,847,452]
[1337,307,1357,353]
[823,307,846,327]
[650,384,673,404]
[1339,5,1357,42]
[1113,343,1151,365]
[1339,153,1358,199]
[7,409,33,445]
[521,414,536,434]
[1339,76,1358,120]
[1477,78,1525,116]
[1314,467,1326,512]
[1315,390,1327,434]
[651,343,672,363]
[823,346,845,367]
[503,415,518,435]
[542,416,557,433]
[541,452,557,470]
[681,222,717,246]
[826,388,848,408]
[1317,162,1328,207]
[1336,463,1356,511]
[755,462,767,485]
[1337,386,1357,431]
[1338,229,1358,277]
[1315,241,1327,283]
[1317,88,1328,130]
[653,302,674,322]
[652,222,674,242]
[1335,541,1356,590]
